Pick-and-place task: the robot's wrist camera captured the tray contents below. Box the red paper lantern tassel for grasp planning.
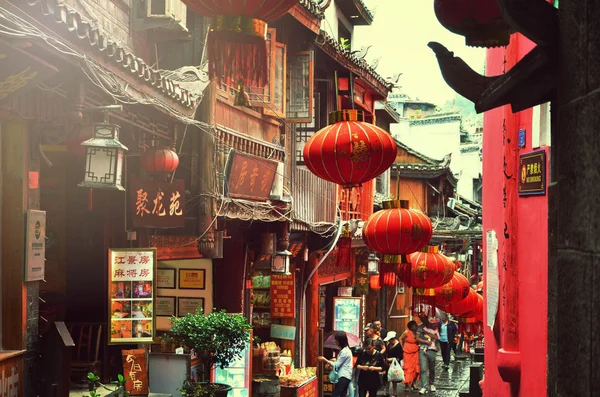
[412,288,436,317]
[398,255,412,287]
[207,16,269,87]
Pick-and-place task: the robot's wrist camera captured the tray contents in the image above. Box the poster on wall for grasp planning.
[109,248,156,344]
[270,273,295,318]
[25,209,46,282]
[332,297,362,337]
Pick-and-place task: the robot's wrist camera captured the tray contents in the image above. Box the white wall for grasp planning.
[457,148,482,200]
[323,1,356,49]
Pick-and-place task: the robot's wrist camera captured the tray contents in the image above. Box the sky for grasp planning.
[350,0,486,105]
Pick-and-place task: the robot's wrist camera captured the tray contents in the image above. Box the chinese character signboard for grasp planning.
[130,178,185,228]
[297,376,318,397]
[354,249,369,296]
[109,248,156,344]
[225,150,278,201]
[121,349,149,395]
[25,210,46,282]
[333,297,362,337]
[270,324,296,340]
[518,150,546,196]
[0,353,22,397]
[270,273,295,318]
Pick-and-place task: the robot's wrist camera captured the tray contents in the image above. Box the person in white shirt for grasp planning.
[319,331,354,397]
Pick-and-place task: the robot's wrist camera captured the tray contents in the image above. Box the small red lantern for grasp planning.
[402,247,455,288]
[183,0,297,86]
[369,274,382,291]
[380,261,398,288]
[434,272,471,308]
[434,0,512,47]
[447,288,479,317]
[303,110,397,189]
[140,147,179,176]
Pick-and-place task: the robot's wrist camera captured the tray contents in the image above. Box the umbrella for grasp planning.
[324,331,362,350]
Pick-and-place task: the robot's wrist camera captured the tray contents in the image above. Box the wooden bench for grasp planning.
[68,322,103,382]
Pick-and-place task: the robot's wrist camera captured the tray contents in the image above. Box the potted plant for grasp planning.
[169,309,252,397]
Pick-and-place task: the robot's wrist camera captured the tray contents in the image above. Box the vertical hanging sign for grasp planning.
[270,273,295,318]
[25,209,46,282]
[109,248,157,344]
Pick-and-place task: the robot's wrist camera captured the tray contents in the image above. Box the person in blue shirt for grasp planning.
[439,314,458,368]
[319,331,354,397]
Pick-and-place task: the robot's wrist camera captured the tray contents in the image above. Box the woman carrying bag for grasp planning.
[384,331,404,397]
[318,331,354,397]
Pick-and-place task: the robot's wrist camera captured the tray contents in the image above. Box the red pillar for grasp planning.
[305,253,320,367]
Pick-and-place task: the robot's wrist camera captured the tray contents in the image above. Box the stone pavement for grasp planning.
[389,354,474,397]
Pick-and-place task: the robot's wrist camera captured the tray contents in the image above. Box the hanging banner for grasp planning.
[270,273,295,318]
[25,209,46,282]
[109,248,156,344]
[354,249,369,296]
[121,349,149,395]
[130,178,185,228]
[225,150,279,201]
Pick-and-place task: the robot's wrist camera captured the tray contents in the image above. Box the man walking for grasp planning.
[416,315,438,394]
[439,314,457,368]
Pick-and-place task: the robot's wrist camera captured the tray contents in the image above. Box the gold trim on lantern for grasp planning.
[328,110,365,124]
[382,254,400,264]
[414,288,435,296]
[211,15,267,38]
[382,200,410,209]
[422,245,439,254]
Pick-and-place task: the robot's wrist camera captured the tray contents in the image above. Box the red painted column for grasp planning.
[305,253,320,367]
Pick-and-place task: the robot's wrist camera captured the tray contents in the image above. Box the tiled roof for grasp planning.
[25,0,197,109]
[392,139,458,186]
[409,113,462,126]
[316,30,392,97]
[299,0,325,19]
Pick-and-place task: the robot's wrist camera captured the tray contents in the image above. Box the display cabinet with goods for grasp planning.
[168,310,253,397]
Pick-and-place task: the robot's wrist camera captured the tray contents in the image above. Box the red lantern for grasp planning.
[447,289,479,317]
[182,0,297,86]
[369,274,382,291]
[303,110,397,189]
[434,0,512,47]
[140,147,179,175]
[434,272,471,308]
[403,247,455,288]
[380,261,398,288]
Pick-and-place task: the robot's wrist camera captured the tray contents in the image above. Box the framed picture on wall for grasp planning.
[156,296,176,317]
[157,268,176,289]
[178,297,205,317]
[178,269,206,290]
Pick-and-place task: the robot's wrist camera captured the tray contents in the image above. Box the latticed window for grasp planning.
[294,92,320,165]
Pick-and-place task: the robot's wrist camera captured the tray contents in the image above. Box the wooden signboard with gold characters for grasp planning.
[109,248,157,344]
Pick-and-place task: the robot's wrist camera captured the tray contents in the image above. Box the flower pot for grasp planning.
[202,382,233,397]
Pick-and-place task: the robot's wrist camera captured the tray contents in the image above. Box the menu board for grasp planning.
[333,297,362,337]
[270,273,295,318]
[109,248,157,344]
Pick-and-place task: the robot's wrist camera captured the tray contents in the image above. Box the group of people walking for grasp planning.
[319,314,458,396]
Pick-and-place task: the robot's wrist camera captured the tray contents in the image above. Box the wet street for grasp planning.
[392,355,475,396]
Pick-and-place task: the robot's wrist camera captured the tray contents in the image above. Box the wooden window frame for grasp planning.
[286,50,314,123]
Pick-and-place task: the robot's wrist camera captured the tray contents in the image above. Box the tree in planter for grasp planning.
[169,309,252,386]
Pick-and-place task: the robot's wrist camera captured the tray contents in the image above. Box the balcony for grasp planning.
[291,167,337,232]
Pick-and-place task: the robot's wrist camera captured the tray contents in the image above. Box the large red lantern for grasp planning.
[434,272,471,308]
[434,0,512,47]
[182,0,297,86]
[403,247,455,289]
[303,110,397,189]
[447,288,479,317]
[140,147,179,176]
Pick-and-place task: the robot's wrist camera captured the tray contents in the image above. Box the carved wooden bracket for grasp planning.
[430,0,558,114]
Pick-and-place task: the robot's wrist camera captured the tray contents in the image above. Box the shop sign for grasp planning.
[355,249,369,296]
[0,38,58,101]
[130,178,185,228]
[0,354,22,397]
[270,273,295,318]
[322,368,334,395]
[109,248,156,344]
[296,376,318,397]
[225,150,278,201]
[25,209,46,282]
[270,324,296,341]
[121,349,149,395]
[518,150,546,196]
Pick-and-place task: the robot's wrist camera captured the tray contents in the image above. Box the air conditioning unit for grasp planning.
[145,0,187,31]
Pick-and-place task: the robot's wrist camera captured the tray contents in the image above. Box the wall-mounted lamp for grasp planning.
[272,250,292,274]
[367,253,380,275]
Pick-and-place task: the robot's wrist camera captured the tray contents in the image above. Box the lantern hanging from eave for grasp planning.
[182,0,297,86]
[362,199,433,283]
[140,147,179,176]
[434,272,471,308]
[447,288,479,317]
[303,110,397,189]
[433,0,512,47]
[379,260,399,288]
[369,274,382,291]
[402,246,455,289]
